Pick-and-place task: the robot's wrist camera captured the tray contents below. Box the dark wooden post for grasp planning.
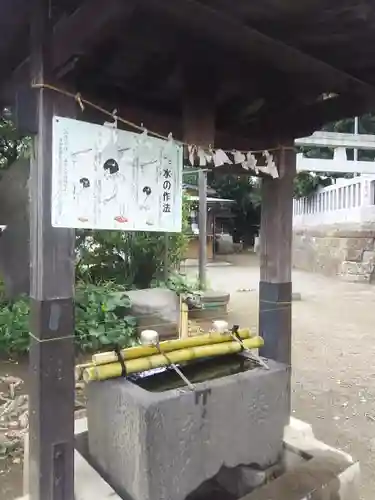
[29,1,76,499]
[259,145,296,367]
[164,233,169,280]
[183,74,215,289]
[198,168,208,287]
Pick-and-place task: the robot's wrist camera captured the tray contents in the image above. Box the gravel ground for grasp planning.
[1,254,374,499]
[186,254,375,500]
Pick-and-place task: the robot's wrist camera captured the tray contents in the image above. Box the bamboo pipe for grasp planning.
[83,336,264,383]
[179,300,189,339]
[90,329,253,366]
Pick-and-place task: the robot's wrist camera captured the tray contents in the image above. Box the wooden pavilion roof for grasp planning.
[1,0,375,148]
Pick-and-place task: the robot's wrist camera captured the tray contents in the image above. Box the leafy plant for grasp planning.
[76,195,191,289]
[75,282,137,351]
[293,171,333,199]
[0,284,137,355]
[0,296,30,354]
[152,271,201,295]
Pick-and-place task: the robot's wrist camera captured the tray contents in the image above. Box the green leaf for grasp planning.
[98,335,112,345]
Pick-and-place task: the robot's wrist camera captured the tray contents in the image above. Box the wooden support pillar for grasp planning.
[198,169,208,287]
[259,146,296,367]
[164,233,169,280]
[183,74,215,290]
[29,1,76,499]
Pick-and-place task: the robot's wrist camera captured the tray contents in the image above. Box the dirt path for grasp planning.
[1,255,374,499]
[0,359,27,500]
[188,254,374,500]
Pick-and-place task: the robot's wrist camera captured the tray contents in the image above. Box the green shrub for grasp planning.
[75,282,137,351]
[152,272,200,296]
[75,195,191,289]
[0,296,29,354]
[0,283,137,355]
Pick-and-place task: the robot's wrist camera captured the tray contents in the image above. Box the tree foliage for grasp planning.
[209,173,261,244]
[0,110,30,172]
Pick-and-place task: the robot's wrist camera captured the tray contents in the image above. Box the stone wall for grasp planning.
[293,225,375,283]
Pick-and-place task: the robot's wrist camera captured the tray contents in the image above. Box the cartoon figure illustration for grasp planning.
[80,177,90,188]
[100,157,129,224]
[73,177,92,223]
[140,186,152,209]
[102,159,120,203]
[139,185,155,226]
[97,121,134,224]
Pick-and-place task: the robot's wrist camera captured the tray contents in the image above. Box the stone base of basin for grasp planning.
[20,417,360,500]
[86,359,290,500]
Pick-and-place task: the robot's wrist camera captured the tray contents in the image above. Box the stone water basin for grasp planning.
[87,355,290,500]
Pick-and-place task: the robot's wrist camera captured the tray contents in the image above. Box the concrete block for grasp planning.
[74,449,120,500]
[245,417,361,500]
[19,417,360,500]
[126,288,180,339]
[87,359,290,500]
[245,453,360,500]
[287,417,314,441]
[362,250,375,263]
[291,292,302,301]
[189,290,230,319]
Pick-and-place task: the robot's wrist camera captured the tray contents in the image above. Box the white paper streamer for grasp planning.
[188,145,197,166]
[197,147,207,166]
[213,149,232,167]
[185,144,280,178]
[259,150,279,178]
[242,152,258,172]
[233,150,246,164]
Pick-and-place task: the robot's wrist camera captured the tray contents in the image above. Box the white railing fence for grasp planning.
[293,175,375,227]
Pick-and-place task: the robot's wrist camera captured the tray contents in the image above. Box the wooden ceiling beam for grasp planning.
[1,0,136,97]
[26,81,375,151]
[76,88,276,150]
[228,93,375,144]
[145,0,375,97]
[52,0,135,74]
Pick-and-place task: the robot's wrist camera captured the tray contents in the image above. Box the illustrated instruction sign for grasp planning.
[52,116,183,232]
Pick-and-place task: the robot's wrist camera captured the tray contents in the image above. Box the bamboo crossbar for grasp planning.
[90,329,253,366]
[82,336,264,383]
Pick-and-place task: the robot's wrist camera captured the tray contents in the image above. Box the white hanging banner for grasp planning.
[52,117,183,232]
[259,150,279,178]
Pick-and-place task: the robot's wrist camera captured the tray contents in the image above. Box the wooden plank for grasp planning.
[164,233,169,281]
[8,66,373,151]
[145,0,375,96]
[227,93,375,145]
[198,169,208,289]
[259,146,295,283]
[28,1,76,498]
[183,73,215,289]
[73,85,375,150]
[2,0,135,93]
[53,0,136,75]
[259,146,296,369]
